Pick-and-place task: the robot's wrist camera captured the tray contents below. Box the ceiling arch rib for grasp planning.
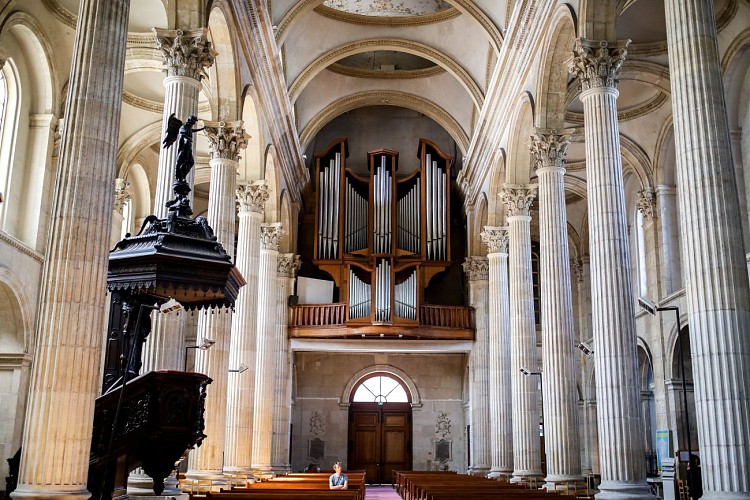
[299,90,469,153]
[275,0,502,52]
[289,38,484,109]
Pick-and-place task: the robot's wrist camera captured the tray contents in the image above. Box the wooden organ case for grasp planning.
[293,138,472,340]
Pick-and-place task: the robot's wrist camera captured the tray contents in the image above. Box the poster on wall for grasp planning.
[655,429,671,471]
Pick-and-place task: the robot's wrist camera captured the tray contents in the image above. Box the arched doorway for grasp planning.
[348,373,413,484]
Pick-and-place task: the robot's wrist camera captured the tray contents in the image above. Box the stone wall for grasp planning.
[291,351,467,474]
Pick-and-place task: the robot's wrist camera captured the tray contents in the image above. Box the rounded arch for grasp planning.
[279,189,294,253]
[299,91,469,154]
[653,117,676,186]
[0,267,34,354]
[505,92,535,184]
[275,0,503,53]
[620,134,654,190]
[0,11,57,114]
[239,85,264,182]
[341,364,421,407]
[288,38,483,109]
[263,144,281,223]
[535,4,577,130]
[207,2,241,121]
[486,148,507,226]
[471,193,488,256]
[722,27,750,129]
[664,311,690,381]
[116,121,162,179]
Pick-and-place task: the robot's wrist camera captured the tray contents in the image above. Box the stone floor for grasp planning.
[365,485,401,499]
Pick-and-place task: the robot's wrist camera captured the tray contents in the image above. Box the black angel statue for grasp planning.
[162,114,204,182]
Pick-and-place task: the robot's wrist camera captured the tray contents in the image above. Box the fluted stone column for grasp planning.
[111,178,131,247]
[11,1,130,499]
[502,184,543,481]
[463,256,491,476]
[271,254,301,474]
[568,38,650,498]
[224,182,269,477]
[152,28,215,213]
[143,28,216,385]
[664,2,750,497]
[252,223,283,477]
[480,227,513,479]
[530,131,582,486]
[186,121,247,487]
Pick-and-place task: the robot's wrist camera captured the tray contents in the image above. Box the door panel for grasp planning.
[349,403,412,484]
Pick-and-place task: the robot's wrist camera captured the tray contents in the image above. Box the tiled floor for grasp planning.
[365,485,401,499]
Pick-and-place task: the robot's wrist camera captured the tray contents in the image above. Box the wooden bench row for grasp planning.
[196,472,366,500]
[394,471,561,500]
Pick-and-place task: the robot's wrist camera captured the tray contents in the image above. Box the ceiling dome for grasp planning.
[323,0,452,17]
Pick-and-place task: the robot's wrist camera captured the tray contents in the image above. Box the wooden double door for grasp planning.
[348,402,412,484]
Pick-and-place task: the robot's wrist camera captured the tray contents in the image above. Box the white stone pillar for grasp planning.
[271,254,301,474]
[480,227,513,479]
[111,178,131,247]
[530,131,582,486]
[664,2,750,497]
[152,28,216,214]
[11,1,130,499]
[568,38,650,498]
[224,182,269,477]
[251,223,283,477]
[143,28,216,383]
[463,256,491,476]
[185,121,247,487]
[502,184,543,481]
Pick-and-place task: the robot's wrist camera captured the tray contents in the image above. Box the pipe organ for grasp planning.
[313,138,452,327]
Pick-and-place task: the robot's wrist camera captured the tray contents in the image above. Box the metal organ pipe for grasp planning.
[348,269,371,319]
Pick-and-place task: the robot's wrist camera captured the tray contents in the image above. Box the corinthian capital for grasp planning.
[501,184,537,217]
[278,253,302,278]
[480,226,509,254]
[153,28,216,80]
[113,178,131,215]
[636,188,656,224]
[568,38,630,91]
[260,223,283,251]
[529,130,571,172]
[462,256,489,282]
[237,181,269,214]
[203,121,249,162]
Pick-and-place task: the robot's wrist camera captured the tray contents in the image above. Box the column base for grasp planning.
[11,485,92,500]
[223,466,256,486]
[184,470,229,493]
[487,469,513,480]
[701,495,750,500]
[468,466,490,476]
[251,465,275,480]
[543,474,585,491]
[595,481,653,500]
[511,470,544,488]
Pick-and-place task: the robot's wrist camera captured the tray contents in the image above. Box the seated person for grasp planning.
[329,462,348,490]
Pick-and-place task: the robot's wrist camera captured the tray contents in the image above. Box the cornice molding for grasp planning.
[565,92,669,124]
[299,90,469,153]
[628,41,667,57]
[42,0,76,28]
[327,63,445,80]
[0,231,44,262]
[288,38,484,109]
[121,91,212,115]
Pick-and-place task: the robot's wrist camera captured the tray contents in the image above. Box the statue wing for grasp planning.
[161,113,182,149]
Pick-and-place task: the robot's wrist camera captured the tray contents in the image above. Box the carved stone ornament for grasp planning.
[435,411,451,438]
[570,259,584,284]
[278,253,302,278]
[114,178,131,215]
[260,223,284,251]
[568,38,630,91]
[501,185,538,217]
[203,121,249,162]
[528,130,571,172]
[480,226,509,254]
[637,189,656,224]
[153,28,216,80]
[462,256,489,282]
[236,182,269,214]
[309,410,326,436]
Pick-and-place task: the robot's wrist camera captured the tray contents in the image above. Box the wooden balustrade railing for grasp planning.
[419,304,472,329]
[290,303,347,327]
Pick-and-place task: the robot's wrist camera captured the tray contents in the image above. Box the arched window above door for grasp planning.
[351,374,409,404]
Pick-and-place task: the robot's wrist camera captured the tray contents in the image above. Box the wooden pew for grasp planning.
[211,472,366,500]
[394,471,558,500]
